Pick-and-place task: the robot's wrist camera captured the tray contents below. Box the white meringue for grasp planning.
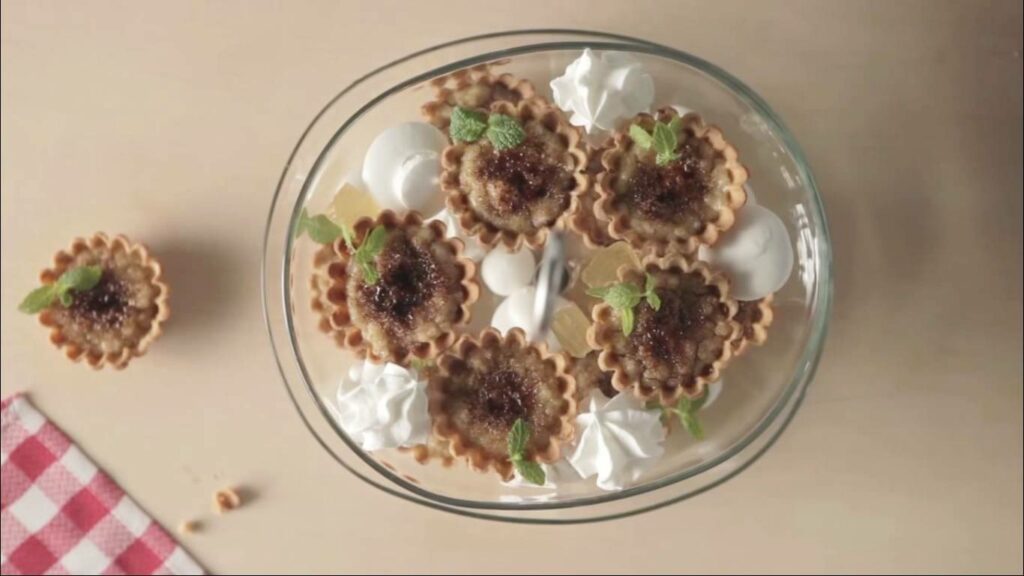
[699,204,793,301]
[490,286,565,351]
[332,361,430,451]
[431,208,486,262]
[550,49,654,134]
[362,122,447,215]
[481,245,536,296]
[569,393,666,491]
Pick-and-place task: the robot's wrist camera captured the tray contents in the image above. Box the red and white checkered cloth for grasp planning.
[1,394,203,575]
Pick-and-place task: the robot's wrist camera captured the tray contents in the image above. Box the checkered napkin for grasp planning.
[1,394,202,575]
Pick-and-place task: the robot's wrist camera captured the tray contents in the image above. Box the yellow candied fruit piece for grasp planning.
[328,182,380,228]
[552,303,594,359]
[581,242,641,288]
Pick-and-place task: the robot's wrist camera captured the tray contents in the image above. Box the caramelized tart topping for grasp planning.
[478,141,568,216]
[68,272,129,327]
[470,368,538,432]
[625,140,711,222]
[359,234,441,329]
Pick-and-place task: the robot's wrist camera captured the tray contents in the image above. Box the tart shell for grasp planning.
[427,328,576,480]
[567,139,617,248]
[315,210,479,364]
[587,253,740,404]
[38,233,169,370]
[594,108,748,255]
[441,98,590,251]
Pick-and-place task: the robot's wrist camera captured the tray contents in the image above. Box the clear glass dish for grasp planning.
[262,29,832,523]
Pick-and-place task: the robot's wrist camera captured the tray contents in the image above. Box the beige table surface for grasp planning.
[2,1,1022,574]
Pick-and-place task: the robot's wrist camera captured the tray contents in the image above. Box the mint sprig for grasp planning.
[586,273,662,336]
[450,106,488,143]
[351,225,389,285]
[508,418,545,486]
[629,124,654,149]
[19,265,104,314]
[486,114,526,150]
[295,208,343,244]
[449,106,526,151]
[629,120,682,166]
[649,393,708,439]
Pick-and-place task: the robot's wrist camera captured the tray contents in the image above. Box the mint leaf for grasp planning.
[20,265,103,314]
[629,124,654,150]
[450,106,488,143]
[514,460,546,486]
[656,151,680,166]
[644,272,656,294]
[339,224,356,252]
[359,261,380,284]
[675,395,706,439]
[486,114,525,150]
[650,390,709,438]
[359,225,389,256]
[679,410,704,439]
[508,419,545,485]
[620,306,636,336]
[652,122,677,155]
[653,122,680,166]
[19,285,58,314]
[354,226,389,285]
[603,284,643,310]
[296,208,343,244]
[508,418,530,457]
[643,273,662,311]
[588,280,647,336]
[667,116,682,134]
[56,265,102,295]
[58,291,74,307]
[692,392,708,412]
[676,396,694,413]
[306,215,343,244]
[646,290,661,311]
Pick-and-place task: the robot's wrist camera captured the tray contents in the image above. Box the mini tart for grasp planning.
[567,140,617,248]
[420,64,536,132]
[428,328,576,480]
[587,254,739,404]
[441,98,589,250]
[594,108,748,255]
[318,210,479,364]
[730,295,774,356]
[571,350,618,402]
[38,233,169,369]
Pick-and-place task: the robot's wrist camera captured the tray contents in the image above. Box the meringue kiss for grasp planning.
[550,49,655,134]
[333,361,431,451]
[362,122,447,216]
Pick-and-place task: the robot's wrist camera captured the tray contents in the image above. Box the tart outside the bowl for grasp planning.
[38,232,169,369]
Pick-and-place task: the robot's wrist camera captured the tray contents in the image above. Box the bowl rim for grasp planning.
[262,28,833,521]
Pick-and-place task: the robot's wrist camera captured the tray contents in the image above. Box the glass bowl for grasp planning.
[262,30,832,523]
